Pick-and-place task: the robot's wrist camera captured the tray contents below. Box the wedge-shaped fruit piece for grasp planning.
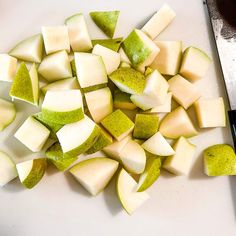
[56,115,100,156]
[133,114,159,139]
[204,144,236,176]
[42,90,84,124]
[16,158,47,189]
[109,68,145,95]
[42,26,70,54]
[101,109,134,141]
[74,53,107,90]
[70,157,119,195]
[194,97,226,128]
[137,157,161,192]
[0,54,17,82]
[92,38,122,52]
[159,106,198,139]
[142,4,176,39]
[144,67,153,76]
[92,44,120,74]
[180,47,211,81]
[46,142,77,171]
[151,41,182,75]
[142,132,175,156]
[122,29,159,71]
[15,116,50,152]
[114,90,137,110]
[65,13,92,52]
[85,87,112,123]
[0,151,18,187]
[120,140,146,174]
[0,98,16,131]
[117,169,149,215]
[90,11,120,38]
[9,34,43,63]
[168,74,201,109]
[119,47,131,64]
[163,137,196,175]
[150,92,172,113]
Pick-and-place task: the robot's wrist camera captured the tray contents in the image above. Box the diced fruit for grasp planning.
[101,109,134,141]
[92,44,120,74]
[92,38,123,52]
[14,116,50,152]
[0,54,17,82]
[117,168,149,215]
[0,151,18,187]
[119,62,131,68]
[150,92,172,113]
[204,144,236,176]
[42,90,84,124]
[194,97,226,128]
[120,140,146,174]
[90,11,120,38]
[114,90,137,110]
[65,13,92,52]
[56,115,100,156]
[70,157,119,195]
[38,50,72,82]
[16,158,47,189]
[42,26,70,54]
[29,63,40,105]
[151,41,182,75]
[0,98,16,131]
[180,47,211,81]
[168,74,201,109]
[9,34,43,63]
[142,132,175,156]
[85,87,113,123]
[163,137,196,175]
[144,67,154,76]
[119,47,131,64]
[142,4,176,39]
[133,114,159,139]
[159,106,198,139]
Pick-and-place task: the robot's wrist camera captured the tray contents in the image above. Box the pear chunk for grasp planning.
[0,54,17,82]
[150,92,172,113]
[92,38,123,52]
[114,90,137,110]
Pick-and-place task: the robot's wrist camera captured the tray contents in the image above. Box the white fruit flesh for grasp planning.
[119,47,131,64]
[0,54,17,82]
[150,92,172,113]
[142,4,176,39]
[29,64,39,105]
[17,160,33,183]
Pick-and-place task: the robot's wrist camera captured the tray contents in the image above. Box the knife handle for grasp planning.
[228,110,236,150]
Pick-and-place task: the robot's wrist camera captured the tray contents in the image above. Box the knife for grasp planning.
[206,0,236,149]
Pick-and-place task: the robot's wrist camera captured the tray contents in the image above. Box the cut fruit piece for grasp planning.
[144,67,154,76]
[150,41,182,75]
[16,158,47,189]
[113,90,137,110]
[70,157,119,195]
[56,115,100,157]
[41,77,80,94]
[0,54,17,82]
[0,98,16,131]
[163,137,196,175]
[133,114,159,139]
[9,34,44,63]
[120,140,146,174]
[92,38,123,52]
[85,87,113,123]
[74,52,107,89]
[159,106,198,139]
[101,109,134,141]
[180,47,211,81]
[194,97,226,128]
[46,142,77,171]
[42,26,70,54]
[119,62,131,68]
[117,168,149,215]
[65,13,92,52]
[142,4,176,39]
[137,157,161,192]
[14,116,50,152]
[150,92,172,113]
[204,144,236,176]
[29,63,39,105]
[42,90,84,124]
[168,74,201,109]
[0,151,18,187]
[90,11,120,38]
[38,50,72,82]
[142,132,175,156]
[122,29,159,70]
[92,44,120,74]
[119,47,131,64]
[109,68,145,95]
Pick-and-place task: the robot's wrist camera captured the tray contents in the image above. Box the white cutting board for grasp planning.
[0,0,235,235]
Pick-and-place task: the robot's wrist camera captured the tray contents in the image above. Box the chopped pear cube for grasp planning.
[114,90,137,110]
[150,92,172,113]
[92,38,123,52]
[0,54,17,82]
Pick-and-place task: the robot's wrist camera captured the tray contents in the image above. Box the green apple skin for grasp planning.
[92,38,123,52]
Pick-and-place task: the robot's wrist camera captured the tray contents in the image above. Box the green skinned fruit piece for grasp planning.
[113,90,137,110]
[92,38,123,52]
[90,11,120,38]
[82,83,107,93]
